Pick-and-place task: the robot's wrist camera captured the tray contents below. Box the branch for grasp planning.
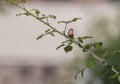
[7,0,119,75]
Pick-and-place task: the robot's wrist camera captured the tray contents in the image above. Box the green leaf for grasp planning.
[49,15,56,20]
[16,12,29,16]
[94,42,103,48]
[102,51,110,59]
[81,36,93,39]
[78,36,92,43]
[57,21,67,24]
[118,76,120,83]
[72,18,81,22]
[78,37,83,43]
[69,38,75,42]
[35,10,40,16]
[50,33,55,37]
[20,0,26,3]
[16,12,29,17]
[25,12,30,16]
[56,44,65,50]
[75,68,85,79]
[112,50,120,55]
[64,45,73,53]
[45,29,51,33]
[58,17,81,24]
[31,9,40,16]
[81,68,85,77]
[109,74,118,79]
[100,67,108,75]
[36,35,43,40]
[84,43,92,49]
[87,60,95,69]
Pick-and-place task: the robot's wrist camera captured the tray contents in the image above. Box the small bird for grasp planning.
[68,28,74,38]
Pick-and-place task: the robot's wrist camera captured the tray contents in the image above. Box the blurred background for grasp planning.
[0,0,120,84]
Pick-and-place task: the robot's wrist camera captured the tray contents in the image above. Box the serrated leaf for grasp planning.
[94,42,103,48]
[56,44,65,50]
[45,29,51,33]
[64,45,73,53]
[36,35,43,40]
[87,60,95,69]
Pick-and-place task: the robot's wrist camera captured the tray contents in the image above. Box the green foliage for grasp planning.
[112,50,120,55]
[31,9,40,16]
[56,44,65,50]
[16,12,30,16]
[100,66,110,75]
[19,0,26,3]
[48,14,56,20]
[109,73,120,83]
[45,29,51,33]
[93,42,103,48]
[75,68,85,79]
[64,45,73,53]
[36,29,55,40]
[84,43,93,50]
[58,17,81,24]
[36,35,43,40]
[72,18,81,22]
[87,60,95,69]
[78,37,83,43]
[7,0,26,4]
[80,36,93,39]
[118,76,120,83]
[49,33,55,37]
[78,36,93,43]
[102,51,110,60]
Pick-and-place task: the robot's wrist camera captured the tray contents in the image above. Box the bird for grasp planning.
[68,28,74,38]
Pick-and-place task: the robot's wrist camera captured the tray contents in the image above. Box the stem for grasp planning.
[87,49,119,74]
[63,23,68,35]
[8,0,119,74]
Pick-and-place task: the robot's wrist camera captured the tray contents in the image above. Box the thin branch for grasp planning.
[8,0,119,75]
[63,23,68,35]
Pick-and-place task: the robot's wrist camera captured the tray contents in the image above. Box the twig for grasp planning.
[8,0,119,75]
